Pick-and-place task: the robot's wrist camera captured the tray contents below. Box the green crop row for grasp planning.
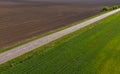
[1,12,120,74]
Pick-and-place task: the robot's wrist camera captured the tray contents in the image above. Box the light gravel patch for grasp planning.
[0,8,120,64]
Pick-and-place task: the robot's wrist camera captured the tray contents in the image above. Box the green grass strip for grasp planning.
[0,12,120,74]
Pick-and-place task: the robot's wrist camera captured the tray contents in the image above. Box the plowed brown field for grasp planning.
[0,0,119,49]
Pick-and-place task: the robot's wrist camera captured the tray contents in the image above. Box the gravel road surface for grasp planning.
[0,8,120,64]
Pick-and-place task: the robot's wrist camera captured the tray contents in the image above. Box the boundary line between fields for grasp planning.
[0,8,120,64]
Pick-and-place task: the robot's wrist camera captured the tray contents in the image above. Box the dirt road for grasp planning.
[0,8,120,64]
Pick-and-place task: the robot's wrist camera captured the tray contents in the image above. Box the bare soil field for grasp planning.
[0,0,119,49]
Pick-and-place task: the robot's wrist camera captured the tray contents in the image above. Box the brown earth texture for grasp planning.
[0,0,120,49]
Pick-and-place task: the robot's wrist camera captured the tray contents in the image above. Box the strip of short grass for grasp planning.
[0,11,107,53]
[0,12,120,74]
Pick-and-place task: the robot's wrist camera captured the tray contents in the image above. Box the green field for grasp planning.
[1,12,120,74]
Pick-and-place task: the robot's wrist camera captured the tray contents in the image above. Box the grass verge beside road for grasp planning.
[0,12,120,74]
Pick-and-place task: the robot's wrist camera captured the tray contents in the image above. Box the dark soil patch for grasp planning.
[0,0,119,49]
